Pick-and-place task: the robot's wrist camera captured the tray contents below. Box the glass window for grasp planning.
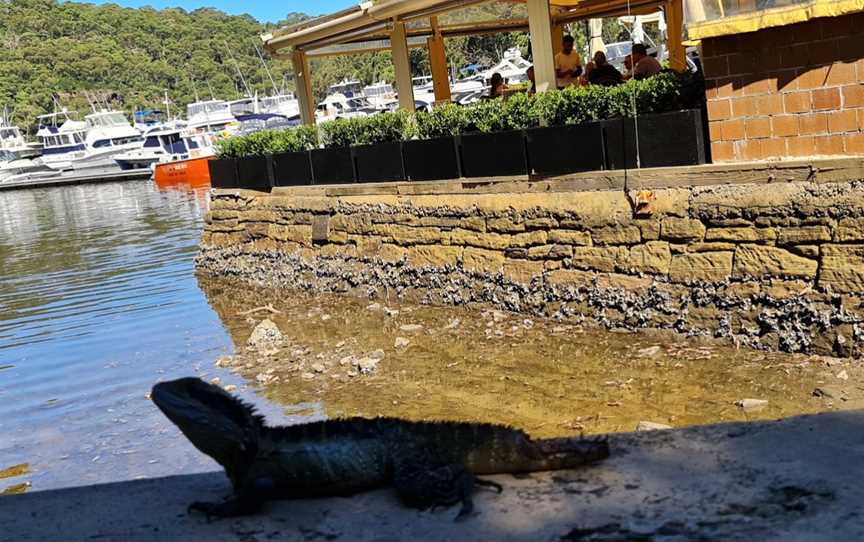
[93,139,112,148]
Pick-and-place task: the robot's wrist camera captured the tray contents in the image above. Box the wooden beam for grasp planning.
[527,0,556,94]
[551,23,564,55]
[291,50,315,126]
[391,21,416,112]
[428,17,452,103]
[665,0,686,71]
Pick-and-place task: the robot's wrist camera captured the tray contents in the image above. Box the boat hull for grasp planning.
[153,156,212,190]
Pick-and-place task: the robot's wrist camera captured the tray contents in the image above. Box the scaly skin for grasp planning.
[151,377,610,519]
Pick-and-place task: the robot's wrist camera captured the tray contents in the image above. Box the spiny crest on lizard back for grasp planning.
[178,377,265,430]
[262,417,531,441]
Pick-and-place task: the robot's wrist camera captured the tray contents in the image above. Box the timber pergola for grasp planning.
[263,0,686,126]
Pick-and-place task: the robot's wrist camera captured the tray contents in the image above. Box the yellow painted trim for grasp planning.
[687,0,864,40]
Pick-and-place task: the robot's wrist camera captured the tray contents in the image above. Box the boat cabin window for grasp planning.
[87,113,129,129]
[143,136,160,148]
[93,139,112,148]
[73,132,85,144]
[0,128,20,141]
[111,136,143,146]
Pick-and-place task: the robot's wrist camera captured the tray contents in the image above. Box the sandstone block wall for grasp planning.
[198,179,864,357]
[702,12,864,161]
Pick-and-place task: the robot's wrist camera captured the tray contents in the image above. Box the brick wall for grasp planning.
[702,12,864,161]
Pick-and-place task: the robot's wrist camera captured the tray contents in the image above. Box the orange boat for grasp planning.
[153,155,213,190]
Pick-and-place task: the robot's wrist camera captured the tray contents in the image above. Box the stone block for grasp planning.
[669,252,733,283]
[548,229,592,246]
[776,226,831,245]
[311,215,330,243]
[639,221,661,241]
[627,241,672,275]
[355,237,383,259]
[733,244,818,279]
[547,269,593,288]
[834,218,864,242]
[450,229,511,250]
[819,245,864,293]
[687,242,737,253]
[592,225,641,246]
[267,224,312,246]
[705,227,777,243]
[331,214,372,234]
[379,244,407,263]
[661,218,706,242]
[571,247,629,273]
[762,279,814,299]
[487,217,525,233]
[407,246,463,269]
[596,274,653,292]
[504,247,528,259]
[524,217,558,229]
[463,247,505,274]
[241,210,281,223]
[209,209,241,221]
[502,260,545,285]
[371,224,445,246]
[510,230,548,248]
[319,243,357,259]
[527,244,573,260]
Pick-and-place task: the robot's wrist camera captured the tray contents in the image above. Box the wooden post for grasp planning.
[428,16,451,103]
[391,20,416,112]
[527,0,556,93]
[291,50,315,126]
[666,0,687,72]
[551,23,564,56]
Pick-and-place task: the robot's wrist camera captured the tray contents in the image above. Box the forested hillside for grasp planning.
[0,0,629,129]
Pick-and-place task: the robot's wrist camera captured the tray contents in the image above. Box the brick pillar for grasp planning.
[701,12,864,162]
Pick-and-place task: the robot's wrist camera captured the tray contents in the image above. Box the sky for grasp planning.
[71,0,357,22]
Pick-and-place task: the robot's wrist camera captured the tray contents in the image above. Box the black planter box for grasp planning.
[353,141,405,183]
[525,123,605,176]
[603,109,706,170]
[310,147,355,185]
[272,151,313,186]
[404,137,461,181]
[236,155,272,191]
[208,158,239,189]
[458,130,528,178]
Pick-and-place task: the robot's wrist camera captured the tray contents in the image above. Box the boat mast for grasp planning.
[252,41,280,96]
[223,41,252,98]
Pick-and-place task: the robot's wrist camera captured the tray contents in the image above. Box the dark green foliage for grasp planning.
[319,111,413,148]
[216,125,317,158]
[219,71,704,157]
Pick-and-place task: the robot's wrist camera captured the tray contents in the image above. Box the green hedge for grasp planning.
[215,125,317,159]
[217,71,703,158]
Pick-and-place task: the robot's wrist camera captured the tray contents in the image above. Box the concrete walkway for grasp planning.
[3,411,864,541]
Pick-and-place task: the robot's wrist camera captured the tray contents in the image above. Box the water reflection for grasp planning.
[0,182,240,492]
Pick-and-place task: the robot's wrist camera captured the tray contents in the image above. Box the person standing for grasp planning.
[554,35,582,89]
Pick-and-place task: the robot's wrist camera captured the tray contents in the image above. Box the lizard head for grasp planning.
[151,377,262,474]
[531,435,611,470]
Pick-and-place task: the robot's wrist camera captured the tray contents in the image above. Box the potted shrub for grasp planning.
[350,111,410,183]
[457,98,528,178]
[312,118,358,184]
[208,158,239,189]
[406,104,466,181]
[270,125,317,186]
[523,89,606,175]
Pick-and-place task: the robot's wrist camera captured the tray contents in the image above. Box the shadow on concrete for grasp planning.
[2,411,864,541]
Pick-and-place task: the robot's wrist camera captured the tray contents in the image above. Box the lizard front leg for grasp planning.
[393,463,498,520]
[187,477,273,519]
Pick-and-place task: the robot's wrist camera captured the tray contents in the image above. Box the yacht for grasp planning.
[35,111,88,171]
[260,93,300,120]
[36,109,144,171]
[0,150,54,184]
[363,82,398,112]
[0,120,40,159]
[113,122,188,171]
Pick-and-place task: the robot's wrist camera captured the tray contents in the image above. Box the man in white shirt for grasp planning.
[554,35,582,89]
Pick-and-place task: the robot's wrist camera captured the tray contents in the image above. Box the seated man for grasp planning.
[630,43,661,80]
[587,51,623,87]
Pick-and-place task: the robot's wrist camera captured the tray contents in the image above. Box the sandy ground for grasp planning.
[3,411,864,541]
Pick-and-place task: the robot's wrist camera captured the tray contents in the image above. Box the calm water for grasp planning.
[0,180,851,496]
[0,181,293,493]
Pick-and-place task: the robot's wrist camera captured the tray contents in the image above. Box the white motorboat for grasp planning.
[113,122,188,171]
[364,81,398,112]
[0,120,40,159]
[0,152,55,184]
[36,109,144,171]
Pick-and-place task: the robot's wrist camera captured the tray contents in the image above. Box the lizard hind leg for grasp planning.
[393,464,492,521]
